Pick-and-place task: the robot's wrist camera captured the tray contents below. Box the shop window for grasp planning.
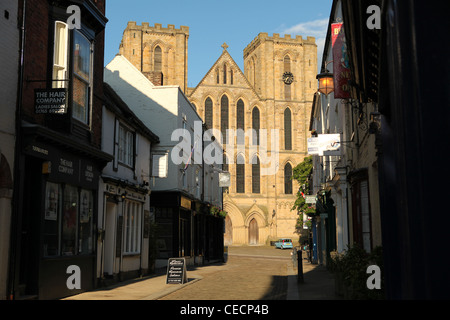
[43,182,93,256]
[43,182,61,256]
[123,199,142,254]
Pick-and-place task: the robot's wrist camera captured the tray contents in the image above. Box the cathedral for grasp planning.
[119,21,317,246]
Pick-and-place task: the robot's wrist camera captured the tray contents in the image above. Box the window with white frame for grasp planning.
[52,21,93,125]
[118,124,134,167]
[123,199,142,254]
[52,21,68,89]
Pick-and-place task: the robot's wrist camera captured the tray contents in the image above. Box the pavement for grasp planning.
[62,246,338,300]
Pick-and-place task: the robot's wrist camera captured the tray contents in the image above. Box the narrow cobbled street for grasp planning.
[159,246,293,300]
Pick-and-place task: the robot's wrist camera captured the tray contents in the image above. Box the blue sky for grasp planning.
[104,0,333,87]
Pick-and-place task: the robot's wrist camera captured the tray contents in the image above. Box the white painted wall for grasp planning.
[104,55,222,209]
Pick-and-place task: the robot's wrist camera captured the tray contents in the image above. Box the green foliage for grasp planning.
[329,245,385,300]
[291,156,314,232]
[210,206,227,218]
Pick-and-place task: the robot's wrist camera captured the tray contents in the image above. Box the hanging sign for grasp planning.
[332,23,351,99]
[219,171,231,187]
[34,88,67,114]
[307,134,342,156]
[166,258,188,284]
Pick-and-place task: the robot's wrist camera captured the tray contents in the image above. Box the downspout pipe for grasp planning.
[9,0,26,300]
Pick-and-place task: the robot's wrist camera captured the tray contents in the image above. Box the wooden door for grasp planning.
[248,218,258,245]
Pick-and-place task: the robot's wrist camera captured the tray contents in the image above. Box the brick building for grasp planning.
[0,0,19,300]
[8,0,110,300]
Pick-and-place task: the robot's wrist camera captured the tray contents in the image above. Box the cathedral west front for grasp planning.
[119,21,317,246]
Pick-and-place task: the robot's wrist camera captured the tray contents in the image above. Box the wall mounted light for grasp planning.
[316,71,334,95]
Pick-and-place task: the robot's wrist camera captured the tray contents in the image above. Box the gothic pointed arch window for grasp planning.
[223,153,229,193]
[154,46,162,72]
[252,155,260,194]
[236,154,245,193]
[221,95,229,144]
[252,107,260,145]
[284,55,291,100]
[284,107,292,150]
[236,99,245,145]
[223,64,227,84]
[230,69,233,85]
[205,97,213,129]
[284,162,293,194]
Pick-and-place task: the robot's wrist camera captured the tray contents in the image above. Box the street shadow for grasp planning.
[260,275,288,300]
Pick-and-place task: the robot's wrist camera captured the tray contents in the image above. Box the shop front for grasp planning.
[152,191,225,268]
[152,191,193,268]
[10,126,111,300]
[100,178,150,283]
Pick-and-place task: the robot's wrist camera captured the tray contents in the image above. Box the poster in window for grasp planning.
[45,182,59,220]
[80,189,92,223]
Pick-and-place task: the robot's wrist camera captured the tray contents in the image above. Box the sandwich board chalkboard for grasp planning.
[166,258,187,284]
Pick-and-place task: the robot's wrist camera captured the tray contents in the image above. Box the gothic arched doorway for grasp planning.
[248,218,259,245]
[224,215,233,246]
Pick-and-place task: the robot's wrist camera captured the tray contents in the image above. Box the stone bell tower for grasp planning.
[119,21,189,92]
[243,32,317,102]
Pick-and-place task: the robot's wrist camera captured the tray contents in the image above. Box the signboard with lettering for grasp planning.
[24,141,99,188]
[180,196,191,210]
[332,23,351,99]
[166,258,187,284]
[219,172,231,187]
[307,134,342,156]
[305,195,316,204]
[34,88,67,114]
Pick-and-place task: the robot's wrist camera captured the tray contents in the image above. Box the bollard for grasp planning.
[297,249,304,283]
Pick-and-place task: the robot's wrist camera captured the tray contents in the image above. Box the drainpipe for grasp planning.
[9,0,26,300]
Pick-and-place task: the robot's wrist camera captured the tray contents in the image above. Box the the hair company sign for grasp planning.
[34,88,67,114]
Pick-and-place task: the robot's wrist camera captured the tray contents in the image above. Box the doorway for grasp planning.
[103,201,117,276]
[224,215,233,246]
[248,218,259,245]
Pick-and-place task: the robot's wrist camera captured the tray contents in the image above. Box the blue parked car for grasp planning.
[275,238,293,250]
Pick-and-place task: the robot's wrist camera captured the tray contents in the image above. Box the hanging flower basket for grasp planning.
[209,206,227,218]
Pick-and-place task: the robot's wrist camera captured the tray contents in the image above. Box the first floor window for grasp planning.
[52,21,93,124]
[118,124,134,167]
[52,21,68,89]
[123,199,142,254]
[352,177,372,252]
[72,29,92,124]
[44,182,94,256]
